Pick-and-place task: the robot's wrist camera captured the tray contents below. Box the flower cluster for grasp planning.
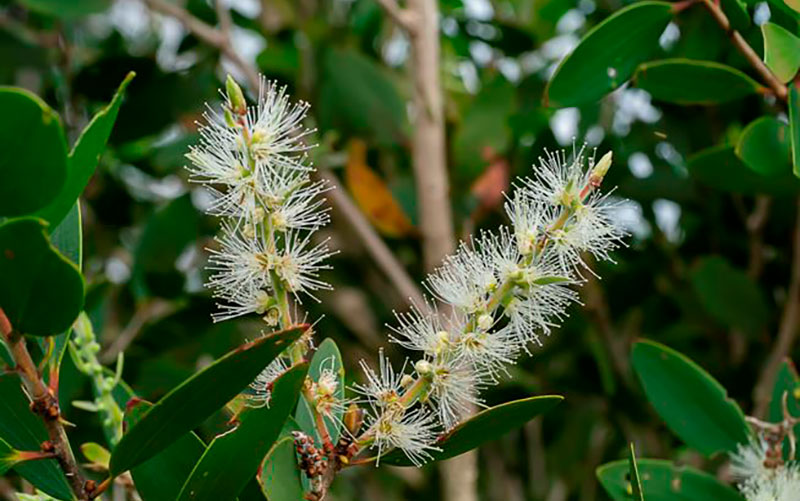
[188,76,334,407]
[188,75,334,326]
[355,147,626,464]
[731,438,800,501]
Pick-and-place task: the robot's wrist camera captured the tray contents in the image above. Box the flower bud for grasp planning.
[343,403,364,436]
[400,374,415,388]
[477,314,493,331]
[415,359,432,376]
[592,151,613,180]
[225,74,247,115]
[223,107,237,128]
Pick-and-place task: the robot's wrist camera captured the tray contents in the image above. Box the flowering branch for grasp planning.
[0,308,89,500]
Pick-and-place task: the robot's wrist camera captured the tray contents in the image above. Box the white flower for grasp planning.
[311,356,350,428]
[273,231,336,301]
[731,438,800,501]
[424,356,487,430]
[519,146,594,207]
[367,407,441,467]
[352,349,407,409]
[246,357,290,407]
[426,239,498,314]
[731,438,771,484]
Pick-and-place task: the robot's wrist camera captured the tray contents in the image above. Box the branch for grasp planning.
[374,0,417,32]
[319,171,424,306]
[754,198,800,416]
[700,0,788,101]
[0,309,89,500]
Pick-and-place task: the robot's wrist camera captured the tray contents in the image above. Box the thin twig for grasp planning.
[0,309,88,501]
[374,0,417,32]
[754,198,800,417]
[700,0,788,101]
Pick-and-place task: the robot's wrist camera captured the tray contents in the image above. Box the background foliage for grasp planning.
[1,0,799,499]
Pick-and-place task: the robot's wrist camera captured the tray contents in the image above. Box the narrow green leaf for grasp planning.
[177,363,308,501]
[0,437,19,475]
[295,338,345,445]
[0,218,84,336]
[633,59,763,104]
[110,325,306,476]
[260,437,304,501]
[0,374,73,500]
[690,256,769,336]
[736,117,791,176]
[629,444,644,501]
[762,22,800,83]
[0,87,67,217]
[631,340,750,456]
[378,395,563,466]
[35,73,134,228]
[790,84,800,178]
[597,459,744,500]
[545,1,673,107]
[125,400,207,501]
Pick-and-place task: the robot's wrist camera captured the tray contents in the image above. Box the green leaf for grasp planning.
[629,444,644,501]
[736,117,791,176]
[0,218,84,336]
[632,59,763,104]
[378,395,564,466]
[597,459,744,500]
[259,437,304,501]
[50,203,82,268]
[16,0,110,18]
[0,374,73,500]
[545,1,673,107]
[762,22,800,83]
[0,437,18,475]
[631,340,750,456]
[80,443,110,469]
[177,363,308,501]
[690,256,769,336]
[0,87,67,217]
[452,75,516,179]
[125,400,207,501]
[131,194,199,298]
[318,48,407,146]
[35,73,134,229]
[110,325,307,476]
[687,145,800,196]
[790,84,800,178]
[721,0,751,30]
[295,338,345,445]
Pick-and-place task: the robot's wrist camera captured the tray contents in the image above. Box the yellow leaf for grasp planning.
[345,139,416,238]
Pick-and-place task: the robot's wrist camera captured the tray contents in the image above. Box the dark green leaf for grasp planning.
[295,338,345,445]
[720,0,751,31]
[125,400,207,501]
[790,84,800,178]
[0,87,67,217]
[177,363,308,501]
[35,73,134,229]
[687,145,800,196]
[690,256,769,336]
[736,117,791,176]
[0,218,84,336]
[633,59,763,104]
[0,374,73,500]
[453,75,516,179]
[597,459,744,500]
[631,340,750,456]
[378,395,563,466]
[16,0,110,18]
[762,22,800,83]
[318,48,407,146]
[545,1,673,107]
[629,444,644,501]
[50,203,82,268]
[260,437,304,501]
[110,325,306,476]
[131,194,199,298]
